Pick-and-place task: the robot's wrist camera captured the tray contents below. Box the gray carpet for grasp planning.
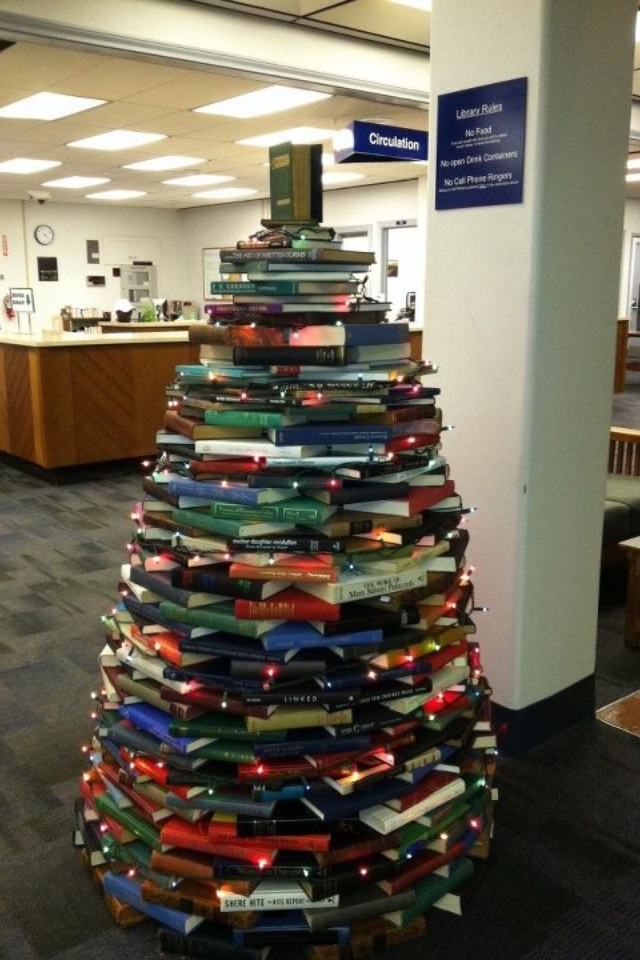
[0,366,638,959]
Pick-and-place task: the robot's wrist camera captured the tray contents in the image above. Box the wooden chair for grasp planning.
[609,427,640,476]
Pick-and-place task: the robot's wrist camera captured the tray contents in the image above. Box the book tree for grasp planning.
[75,143,497,958]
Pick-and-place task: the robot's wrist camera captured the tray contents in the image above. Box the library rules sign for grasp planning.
[435,77,527,210]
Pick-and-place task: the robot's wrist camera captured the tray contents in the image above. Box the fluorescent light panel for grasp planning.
[193,187,258,199]
[0,91,106,120]
[42,176,111,189]
[68,129,166,151]
[238,126,335,148]
[123,155,204,171]
[162,173,235,186]
[86,189,147,200]
[627,158,640,170]
[626,173,640,183]
[195,85,330,119]
[0,158,61,173]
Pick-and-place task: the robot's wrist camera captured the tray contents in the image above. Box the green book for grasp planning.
[172,507,294,539]
[158,599,275,638]
[268,142,323,223]
[395,856,475,925]
[203,408,301,429]
[94,791,164,852]
[396,785,489,856]
[169,714,262,741]
[206,496,337,525]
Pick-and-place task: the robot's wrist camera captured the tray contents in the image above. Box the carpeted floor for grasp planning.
[0,372,639,960]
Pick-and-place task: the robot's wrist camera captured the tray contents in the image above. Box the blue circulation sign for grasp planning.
[435,77,527,210]
[335,120,428,163]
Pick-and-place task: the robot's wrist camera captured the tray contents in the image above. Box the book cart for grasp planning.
[75,144,497,958]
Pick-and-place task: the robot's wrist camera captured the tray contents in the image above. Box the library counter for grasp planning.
[0,330,200,470]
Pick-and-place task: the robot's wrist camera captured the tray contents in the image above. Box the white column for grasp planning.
[426,0,637,747]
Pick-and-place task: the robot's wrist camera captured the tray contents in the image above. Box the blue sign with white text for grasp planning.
[436,77,527,210]
[335,120,428,164]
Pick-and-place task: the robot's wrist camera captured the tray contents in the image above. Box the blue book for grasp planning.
[232,910,350,946]
[301,773,438,822]
[294,321,410,347]
[179,632,290,663]
[118,702,215,755]
[102,871,204,935]
[262,621,383,652]
[168,478,299,507]
[162,662,262,692]
[267,420,435,446]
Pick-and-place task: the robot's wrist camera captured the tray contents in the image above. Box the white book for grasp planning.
[358,775,466,835]
[193,438,325,457]
[219,879,339,912]
[115,645,195,695]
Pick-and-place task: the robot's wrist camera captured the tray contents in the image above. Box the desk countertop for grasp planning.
[0,329,191,347]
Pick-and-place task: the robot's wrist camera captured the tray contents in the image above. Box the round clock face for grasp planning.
[34,224,54,245]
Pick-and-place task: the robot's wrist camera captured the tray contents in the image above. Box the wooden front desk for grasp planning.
[0,331,199,469]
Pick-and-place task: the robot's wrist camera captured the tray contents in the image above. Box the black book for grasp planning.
[311,604,421,636]
[169,565,282,601]
[229,533,345,553]
[233,344,347,366]
[157,923,263,960]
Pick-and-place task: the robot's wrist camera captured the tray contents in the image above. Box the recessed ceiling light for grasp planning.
[195,85,331,119]
[0,91,106,120]
[322,172,367,185]
[162,173,235,186]
[193,187,258,200]
[68,129,166,151]
[42,176,111,189]
[0,158,62,173]
[626,173,640,183]
[237,127,335,148]
[123,155,204,171]
[627,158,640,170]
[85,189,147,200]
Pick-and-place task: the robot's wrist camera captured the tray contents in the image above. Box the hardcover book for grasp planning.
[76,213,495,954]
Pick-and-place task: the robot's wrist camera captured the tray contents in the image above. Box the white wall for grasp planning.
[0,180,424,332]
[179,178,424,306]
[0,201,187,331]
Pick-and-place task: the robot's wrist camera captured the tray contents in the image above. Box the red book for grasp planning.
[125,753,203,800]
[235,587,341,621]
[229,558,339,583]
[159,818,276,865]
[350,478,457,518]
[387,769,461,813]
[189,458,263,477]
[159,684,273,719]
[380,838,468,895]
[383,432,441,454]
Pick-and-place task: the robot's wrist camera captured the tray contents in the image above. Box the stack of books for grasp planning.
[75,221,497,960]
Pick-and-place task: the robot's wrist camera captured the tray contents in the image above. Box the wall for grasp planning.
[0,179,424,332]
[179,178,423,314]
[0,201,186,331]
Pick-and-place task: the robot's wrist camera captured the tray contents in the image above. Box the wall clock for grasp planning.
[34,224,54,245]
